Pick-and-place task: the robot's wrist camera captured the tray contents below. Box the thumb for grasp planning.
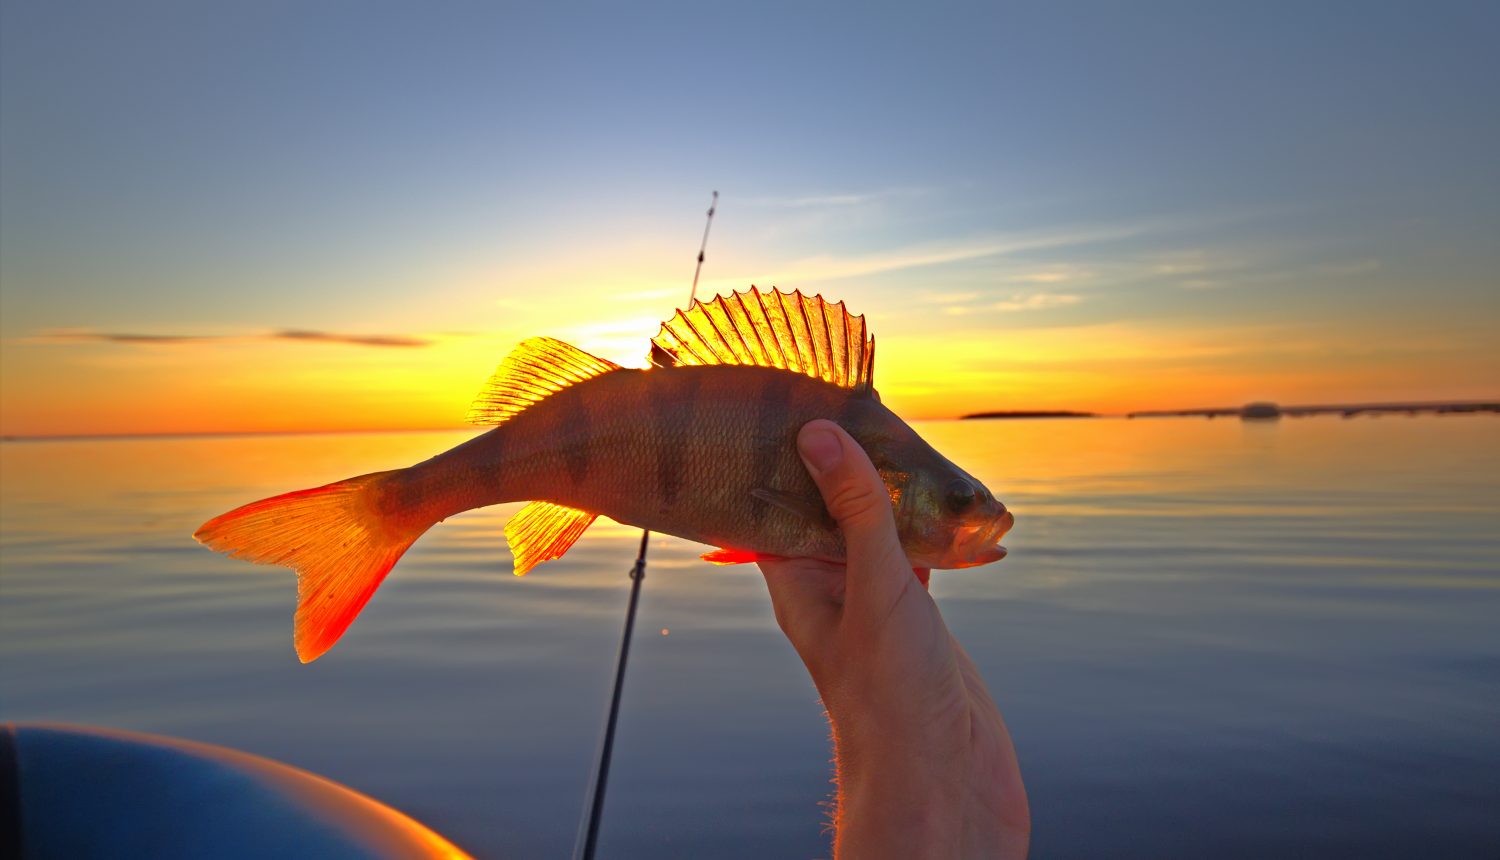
[796,420,913,617]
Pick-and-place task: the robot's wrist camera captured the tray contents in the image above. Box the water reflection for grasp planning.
[2,417,1497,858]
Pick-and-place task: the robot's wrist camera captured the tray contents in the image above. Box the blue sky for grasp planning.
[2,1,1496,433]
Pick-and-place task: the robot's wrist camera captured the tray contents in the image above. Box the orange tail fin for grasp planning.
[193,471,429,663]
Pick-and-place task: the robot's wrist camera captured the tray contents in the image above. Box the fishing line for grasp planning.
[574,190,718,860]
[688,190,718,304]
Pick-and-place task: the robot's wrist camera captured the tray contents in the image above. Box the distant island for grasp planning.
[961,410,1097,420]
[953,400,1499,423]
[1126,400,1499,420]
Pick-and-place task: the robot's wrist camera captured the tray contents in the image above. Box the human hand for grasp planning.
[758,420,1029,859]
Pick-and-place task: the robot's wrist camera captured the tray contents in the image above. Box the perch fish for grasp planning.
[195,288,1013,661]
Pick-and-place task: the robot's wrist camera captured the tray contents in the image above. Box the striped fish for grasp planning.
[195,288,1013,662]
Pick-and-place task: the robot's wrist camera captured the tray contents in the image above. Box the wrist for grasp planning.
[830,716,967,858]
[836,789,963,859]
[829,706,1029,859]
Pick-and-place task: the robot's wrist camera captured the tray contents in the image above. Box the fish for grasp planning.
[195,288,1014,662]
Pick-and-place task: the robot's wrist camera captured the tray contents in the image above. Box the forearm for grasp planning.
[828,697,1028,858]
[828,720,1026,852]
[833,735,966,858]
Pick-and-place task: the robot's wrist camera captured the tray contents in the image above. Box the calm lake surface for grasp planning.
[2,417,1497,858]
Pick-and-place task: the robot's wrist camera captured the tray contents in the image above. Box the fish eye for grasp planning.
[944,479,982,515]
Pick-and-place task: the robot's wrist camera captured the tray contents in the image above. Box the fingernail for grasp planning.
[798,426,843,475]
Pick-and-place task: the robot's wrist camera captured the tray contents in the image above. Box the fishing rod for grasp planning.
[573,190,718,860]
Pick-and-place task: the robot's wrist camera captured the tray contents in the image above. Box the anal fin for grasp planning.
[505,501,598,575]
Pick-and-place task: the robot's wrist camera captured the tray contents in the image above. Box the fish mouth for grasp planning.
[995,508,1015,537]
[949,508,1014,568]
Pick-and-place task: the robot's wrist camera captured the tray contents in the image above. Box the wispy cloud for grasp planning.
[994,293,1082,312]
[271,330,430,347]
[939,291,1084,315]
[1310,258,1382,278]
[732,187,940,243]
[1008,265,1093,285]
[926,291,981,304]
[26,328,434,348]
[712,222,1151,289]
[739,187,932,209]
[1138,249,1382,291]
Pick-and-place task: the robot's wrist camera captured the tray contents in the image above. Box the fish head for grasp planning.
[895,457,1013,569]
[847,402,1013,570]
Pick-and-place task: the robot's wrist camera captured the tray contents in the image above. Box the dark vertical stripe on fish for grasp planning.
[467,425,504,513]
[651,369,698,511]
[835,394,887,473]
[750,371,796,526]
[836,394,867,433]
[557,385,591,488]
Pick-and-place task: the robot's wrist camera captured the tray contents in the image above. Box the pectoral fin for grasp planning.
[505,501,598,575]
[751,487,834,529]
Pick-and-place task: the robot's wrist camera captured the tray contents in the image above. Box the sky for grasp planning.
[2,0,1496,436]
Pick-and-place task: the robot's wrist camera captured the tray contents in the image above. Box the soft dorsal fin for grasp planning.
[504,500,598,575]
[468,337,621,425]
[648,287,876,391]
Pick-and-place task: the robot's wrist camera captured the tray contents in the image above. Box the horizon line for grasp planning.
[0,425,471,444]
[5,396,1498,443]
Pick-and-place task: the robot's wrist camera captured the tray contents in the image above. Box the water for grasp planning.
[2,417,1497,858]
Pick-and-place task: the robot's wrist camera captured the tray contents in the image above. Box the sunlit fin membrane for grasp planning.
[505,501,598,575]
[649,287,876,392]
[700,548,775,565]
[193,470,428,663]
[467,337,622,425]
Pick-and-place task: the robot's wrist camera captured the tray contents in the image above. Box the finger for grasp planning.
[795,419,913,621]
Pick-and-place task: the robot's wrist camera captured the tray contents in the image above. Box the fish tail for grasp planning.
[193,470,429,663]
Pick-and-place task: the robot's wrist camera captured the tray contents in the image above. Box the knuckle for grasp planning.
[823,479,891,527]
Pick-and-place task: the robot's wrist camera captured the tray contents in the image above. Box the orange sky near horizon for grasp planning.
[3,293,1495,438]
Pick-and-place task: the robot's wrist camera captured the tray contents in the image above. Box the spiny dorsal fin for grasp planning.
[467,337,621,425]
[648,287,876,391]
[505,500,598,575]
